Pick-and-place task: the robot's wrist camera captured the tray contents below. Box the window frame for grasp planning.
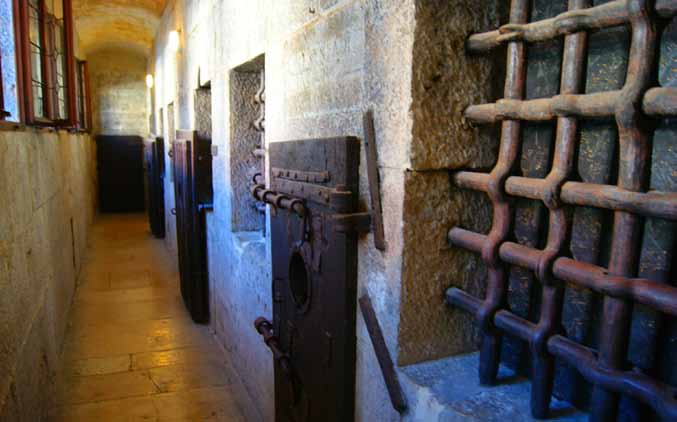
[16,0,76,127]
[0,45,7,120]
[74,58,91,131]
[0,0,25,128]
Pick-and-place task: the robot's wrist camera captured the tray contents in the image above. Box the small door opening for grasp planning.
[289,252,310,311]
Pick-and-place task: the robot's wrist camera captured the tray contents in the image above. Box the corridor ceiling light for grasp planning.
[168,30,181,52]
[146,74,154,88]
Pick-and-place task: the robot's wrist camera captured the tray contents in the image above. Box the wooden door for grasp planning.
[256,137,360,422]
[144,137,165,238]
[172,130,212,323]
[96,135,144,213]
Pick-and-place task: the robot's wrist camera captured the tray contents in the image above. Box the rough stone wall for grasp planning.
[0,129,96,422]
[229,69,263,232]
[357,1,415,420]
[88,48,149,136]
[397,0,503,365]
[194,87,211,139]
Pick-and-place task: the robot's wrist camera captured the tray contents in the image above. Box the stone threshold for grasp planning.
[399,352,586,422]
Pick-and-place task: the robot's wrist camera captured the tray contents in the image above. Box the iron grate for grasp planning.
[446,0,677,421]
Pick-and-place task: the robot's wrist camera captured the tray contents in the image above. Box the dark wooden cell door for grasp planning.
[96,135,145,213]
[172,130,213,323]
[254,137,362,422]
[144,136,165,238]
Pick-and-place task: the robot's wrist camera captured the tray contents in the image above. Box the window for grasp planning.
[1,0,81,128]
[0,0,20,122]
[24,0,76,126]
[18,0,76,126]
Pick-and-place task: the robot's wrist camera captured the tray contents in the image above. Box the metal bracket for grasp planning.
[272,167,330,184]
[359,294,407,413]
[251,176,307,217]
[363,110,386,251]
[271,178,354,212]
[254,317,292,377]
[197,203,213,213]
[330,212,372,234]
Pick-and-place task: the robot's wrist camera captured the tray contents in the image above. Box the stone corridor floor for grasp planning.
[49,214,252,422]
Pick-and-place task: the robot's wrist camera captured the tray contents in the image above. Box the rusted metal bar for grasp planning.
[447,288,538,341]
[468,1,626,52]
[558,182,677,220]
[254,317,292,376]
[456,172,677,220]
[548,336,677,421]
[465,87,677,123]
[363,110,387,251]
[506,178,677,220]
[450,227,677,317]
[656,0,677,18]
[359,295,407,413]
[449,0,676,419]
[553,258,677,316]
[465,92,618,122]
[643,87,677,116]
[452,172,489,192]
[471,0,528,387]
[525,1,588,415]
[467,0,676,53]
[251,176,306,217]
[445,290,677,420]
[591,2,656,420]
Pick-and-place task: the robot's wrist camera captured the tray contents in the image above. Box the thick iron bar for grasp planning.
[467,0,676,52]
[590,2,656,420]
[455,171,677,220]
[447,0,676,419]
[643,87,677,115]
[526,1,588,416]
[548,336,677,422]
[449,229,677,316]
[251,175,306,217]
[445,290,677,420]
[470,0,529,386]
[464,88,676,122]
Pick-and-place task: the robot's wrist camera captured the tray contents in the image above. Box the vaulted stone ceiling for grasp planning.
[73,0,167,56]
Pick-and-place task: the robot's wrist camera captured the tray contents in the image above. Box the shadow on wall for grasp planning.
[87,47,149,136]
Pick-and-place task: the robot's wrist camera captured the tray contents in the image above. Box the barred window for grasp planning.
[21,0,76,126]
[1,0,84,129]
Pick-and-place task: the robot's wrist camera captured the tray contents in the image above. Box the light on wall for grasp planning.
[168,30,181,52]
[146,74,154,88]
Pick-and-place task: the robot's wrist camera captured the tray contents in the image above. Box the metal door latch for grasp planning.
[254,317,292,377]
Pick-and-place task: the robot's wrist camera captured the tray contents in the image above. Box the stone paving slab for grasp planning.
[400,352,587,422]
[50,214,250,422]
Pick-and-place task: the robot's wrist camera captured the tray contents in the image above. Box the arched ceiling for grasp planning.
[73,0,167,56]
